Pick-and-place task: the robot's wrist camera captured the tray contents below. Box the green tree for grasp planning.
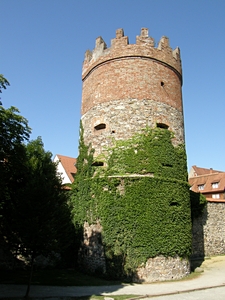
[0,105,31,213]
[0,75,29,210]
[0,76,31,274]
[0,74,10,104]
[0,74,10,92]
[0,77,75,297]
[1,137,74,297]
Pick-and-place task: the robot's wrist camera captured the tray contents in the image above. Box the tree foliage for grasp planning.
[0,105,31,213]
[0,74,10,92]
[0,74,10,104]
[0,76,76,297]
[1,137,74,297]
[15,137,73,258]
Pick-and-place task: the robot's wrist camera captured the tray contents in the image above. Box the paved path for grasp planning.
[0,256,225,298]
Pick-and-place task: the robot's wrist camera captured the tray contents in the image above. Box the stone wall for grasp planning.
[192,202,225,257]
[79,220,190,282]
[81,200,225,281]
[78,221,106,274]
[134,256,190,282]
[81,98,184,156]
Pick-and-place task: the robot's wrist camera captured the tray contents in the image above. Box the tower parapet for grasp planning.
[81,28,185,156]
[82,28,182,82]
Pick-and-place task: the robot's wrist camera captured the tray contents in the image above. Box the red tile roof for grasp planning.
[56,154,77,183]
[189,172,225,193]
[189,166,225,202]
[190,165,222,177]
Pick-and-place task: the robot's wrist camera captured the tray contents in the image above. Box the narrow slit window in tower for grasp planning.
[94,123,106,131]
[157,123,169,129]
[92,161,104,167]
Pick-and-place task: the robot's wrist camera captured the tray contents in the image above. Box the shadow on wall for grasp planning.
[78,221,136,281]
[191,191,208,271]
[78,221,191,282]
[78,222,106,276]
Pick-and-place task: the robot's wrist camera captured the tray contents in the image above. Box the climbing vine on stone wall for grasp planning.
[71,126,202,278]
[106,127,187,180]
[71,122,95,223]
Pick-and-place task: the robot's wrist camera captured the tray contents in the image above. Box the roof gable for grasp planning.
[189,165,222,178]
[54,154,77,184]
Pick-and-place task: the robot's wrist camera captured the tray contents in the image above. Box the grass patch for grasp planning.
[0,269,123,286]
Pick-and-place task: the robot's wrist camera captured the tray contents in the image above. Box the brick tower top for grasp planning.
[82,28,182,83]
[81,28,185,152]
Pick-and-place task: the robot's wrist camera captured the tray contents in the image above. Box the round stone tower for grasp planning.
[81,28,184,157]
[78,29,191,281]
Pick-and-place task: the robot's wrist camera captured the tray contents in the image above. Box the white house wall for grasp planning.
[54,156,71,184]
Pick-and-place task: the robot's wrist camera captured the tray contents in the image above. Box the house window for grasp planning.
[94,123,106,131]
[198,184,205,191]
[212,182,219,189]
[212,194,220,199]
[157,123,169,129]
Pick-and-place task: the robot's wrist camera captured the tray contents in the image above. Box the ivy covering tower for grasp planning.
[72,28,192,282]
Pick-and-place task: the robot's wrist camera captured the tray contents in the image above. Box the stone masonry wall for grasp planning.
[82,98,184,156]
[78,221,106,274]
[134,256,190,282]
[79,220,190,282]
[192,202,225,257]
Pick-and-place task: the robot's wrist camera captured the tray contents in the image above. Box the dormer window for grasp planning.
[94,123,106,131]
[212,182,219,189]
[198,184,205,191]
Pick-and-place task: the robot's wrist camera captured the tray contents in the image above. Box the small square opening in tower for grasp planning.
[92,161,104,167]
[94,123,106,131]
[157,123,169,129]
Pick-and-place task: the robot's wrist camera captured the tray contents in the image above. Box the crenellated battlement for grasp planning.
[82,28,182,81]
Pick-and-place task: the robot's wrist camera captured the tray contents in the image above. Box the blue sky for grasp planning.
[1,0,225,172]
